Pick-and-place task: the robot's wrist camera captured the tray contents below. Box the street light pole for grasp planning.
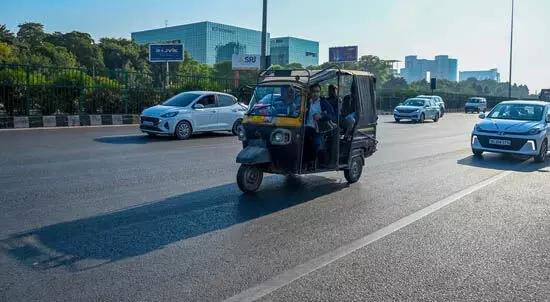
[260,0,267,70]
[508,0,514,98]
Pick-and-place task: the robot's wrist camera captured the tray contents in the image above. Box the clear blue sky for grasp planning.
[2,0,548,92]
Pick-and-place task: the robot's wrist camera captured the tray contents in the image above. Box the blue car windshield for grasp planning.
[248,85,302,117]
[488,104,544,121]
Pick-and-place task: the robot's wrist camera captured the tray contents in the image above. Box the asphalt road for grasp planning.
[0,114,548,301]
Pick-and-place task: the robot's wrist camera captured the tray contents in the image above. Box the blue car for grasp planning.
[471,100,550,162]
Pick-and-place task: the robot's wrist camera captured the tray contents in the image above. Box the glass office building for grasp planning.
[401,55,458,83]
[270,37,319,67]
[131,21,270,65]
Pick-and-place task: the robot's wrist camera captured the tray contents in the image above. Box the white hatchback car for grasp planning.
[471,100,550,162]
[140,91,248,139]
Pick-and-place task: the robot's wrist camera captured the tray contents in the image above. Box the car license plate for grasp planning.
[142,121,154,126]
[489,139,511,146]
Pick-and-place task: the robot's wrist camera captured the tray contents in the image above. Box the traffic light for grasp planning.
[430,78,437,90]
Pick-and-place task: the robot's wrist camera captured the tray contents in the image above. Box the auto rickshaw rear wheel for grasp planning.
[237,164,263,193]
[344,156,363,184]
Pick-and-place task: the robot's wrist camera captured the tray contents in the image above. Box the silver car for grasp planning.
[417,95,446,117]
[394,98,441,123]
[471,100,550,162]
[140,91,248,140]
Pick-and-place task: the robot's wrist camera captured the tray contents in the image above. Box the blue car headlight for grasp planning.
[160,112,178,118]
[528,127,543,135]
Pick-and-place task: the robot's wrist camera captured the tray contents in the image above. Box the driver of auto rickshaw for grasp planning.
[275,86,300,116]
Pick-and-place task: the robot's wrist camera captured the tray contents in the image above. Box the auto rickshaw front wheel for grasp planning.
[237,164,263,193]
[344,157,363,184]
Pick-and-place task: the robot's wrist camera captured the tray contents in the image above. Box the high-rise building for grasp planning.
[459,69,500,82]
[270,37,319,67]
[131,21,270,65]
[400,55,458,83]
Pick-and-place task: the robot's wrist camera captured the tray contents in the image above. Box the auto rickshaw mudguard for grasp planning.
[236,146,272,165]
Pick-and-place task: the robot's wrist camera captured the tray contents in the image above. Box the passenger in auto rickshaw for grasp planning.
[326,83,356,137]
[304,83,336,166]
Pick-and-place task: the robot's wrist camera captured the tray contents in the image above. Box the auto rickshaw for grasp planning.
[235,66,378,193]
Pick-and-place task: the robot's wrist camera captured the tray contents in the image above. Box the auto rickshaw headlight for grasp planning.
[270,129,292,145]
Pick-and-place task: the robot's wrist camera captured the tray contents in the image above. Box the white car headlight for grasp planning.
[160,112,178,118]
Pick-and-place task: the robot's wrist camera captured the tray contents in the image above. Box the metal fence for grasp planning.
[376,90,519,112]
[0,64,254,116]
[0,63,524,116]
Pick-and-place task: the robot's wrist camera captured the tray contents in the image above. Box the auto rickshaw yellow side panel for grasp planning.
[242,115,303,127]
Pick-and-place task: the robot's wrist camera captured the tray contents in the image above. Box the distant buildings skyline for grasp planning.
[459,69,500,82]
[400,55,458,83]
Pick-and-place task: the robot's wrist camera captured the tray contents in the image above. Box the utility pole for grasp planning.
[260,0,267,70]
[508,0,514,98]
[165,20,169,89]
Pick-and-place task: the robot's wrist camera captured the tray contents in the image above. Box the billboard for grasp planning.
[148,43,184,62]
[329,46,358,62]
[232,54,261,70]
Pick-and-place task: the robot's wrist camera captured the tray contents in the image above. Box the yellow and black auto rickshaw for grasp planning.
[235,67,378,193]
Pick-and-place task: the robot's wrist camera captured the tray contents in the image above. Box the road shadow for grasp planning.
[457,153,548,172]
[94,132,235,145]
[385,120,436,124]
[0,175,348,272]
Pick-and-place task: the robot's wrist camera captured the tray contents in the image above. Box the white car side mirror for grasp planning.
[194,103,205,109]
[546,113,550,123]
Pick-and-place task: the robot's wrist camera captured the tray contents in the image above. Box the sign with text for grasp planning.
[232,54,261,70]
[148,43,184,62]
[329,46,358,62]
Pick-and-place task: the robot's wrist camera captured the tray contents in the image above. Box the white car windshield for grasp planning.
[403,99,426,107]
[487,104,545,121]
[162,93,201,107]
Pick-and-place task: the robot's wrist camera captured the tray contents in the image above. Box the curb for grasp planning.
[0,114,140,129]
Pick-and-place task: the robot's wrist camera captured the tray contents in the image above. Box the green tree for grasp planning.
[0,42,14,62]
[99,38,145,71]
[178,50,213,77]
[0,24,15,44]
[357,55,392,83]
[16,22,46,48]
[36,42,78,67]
[47,31,105,70]
[382,76,408,90]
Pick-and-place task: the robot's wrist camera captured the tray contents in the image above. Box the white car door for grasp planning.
[215,94,240,130]
[192,94,218,131]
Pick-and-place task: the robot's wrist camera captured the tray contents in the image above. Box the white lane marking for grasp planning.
[223,170,514,302]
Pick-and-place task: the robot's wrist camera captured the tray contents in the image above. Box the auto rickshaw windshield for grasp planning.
[247,85,302,117]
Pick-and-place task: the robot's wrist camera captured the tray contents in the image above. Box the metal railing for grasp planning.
[0,64,254,116]
[0,63,527,116]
